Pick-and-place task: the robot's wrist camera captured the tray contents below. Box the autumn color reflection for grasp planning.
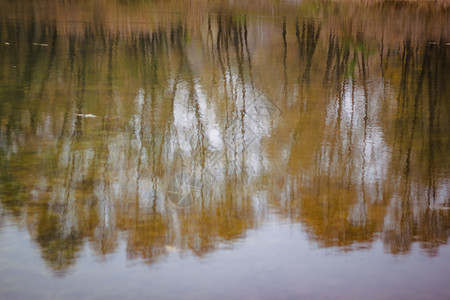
[0,0,448,274]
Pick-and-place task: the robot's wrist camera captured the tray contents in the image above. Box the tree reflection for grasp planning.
[0,0,448,274]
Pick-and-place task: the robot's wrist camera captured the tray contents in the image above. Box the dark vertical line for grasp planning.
[243,16,254,86]
[427,44,436,205]
[324,33,335,84]
[403,42,429,200]
[360,48,369,215]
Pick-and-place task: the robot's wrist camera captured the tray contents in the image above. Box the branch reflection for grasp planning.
[0,0,448,274]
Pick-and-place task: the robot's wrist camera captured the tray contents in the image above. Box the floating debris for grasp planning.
[76,113,97,118]
[32,43,48,46]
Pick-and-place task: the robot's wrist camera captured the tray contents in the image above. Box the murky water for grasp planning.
[0,1,449,299]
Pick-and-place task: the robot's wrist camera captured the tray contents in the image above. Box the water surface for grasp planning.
[0,1,449,299]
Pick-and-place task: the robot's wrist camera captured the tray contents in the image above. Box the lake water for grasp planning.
[0,1,449,299]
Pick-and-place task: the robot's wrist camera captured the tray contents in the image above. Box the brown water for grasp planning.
[0,1,449,299]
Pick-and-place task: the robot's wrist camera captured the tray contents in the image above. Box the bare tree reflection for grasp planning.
[0,0,448,275]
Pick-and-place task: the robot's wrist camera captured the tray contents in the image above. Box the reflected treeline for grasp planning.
[0,0,449,274]
[266,18,449,254]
